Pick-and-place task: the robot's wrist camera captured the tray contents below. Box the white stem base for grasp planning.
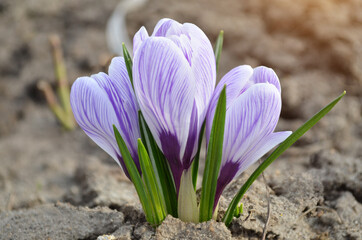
[177,169,199,223]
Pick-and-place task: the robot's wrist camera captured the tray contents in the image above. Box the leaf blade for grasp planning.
[192,121,206,190]
[199,85,227,222]
[113,125,154,224]
[122,43,133,89]
[138,112,178,217]
[138,139,166,225]
[214,30,224,74]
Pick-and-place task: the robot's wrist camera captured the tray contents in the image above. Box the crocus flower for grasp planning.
[206,66,292,206]
[132,18,216,190]
[70,57,141,177]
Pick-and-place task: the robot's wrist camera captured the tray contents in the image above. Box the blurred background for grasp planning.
[0,0,361,239]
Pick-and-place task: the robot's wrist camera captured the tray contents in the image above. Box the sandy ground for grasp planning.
[0,0,361,239]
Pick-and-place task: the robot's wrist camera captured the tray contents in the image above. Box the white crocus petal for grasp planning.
[70,77,122,164]
[133,18,217,190]
[152,18,183,37]
[133,37,195,170]
[70,57,140,175]
[236,131,291,176]
[206,65,253,141]
[183,23,216,127]
[223,83,281,168]
[214,82,289,204]
[152,19,216,130]
[133,26,149,55]
[250,66,281,93]
[107,57,140,158]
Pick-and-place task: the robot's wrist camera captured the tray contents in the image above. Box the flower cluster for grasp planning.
[70,18,344,226]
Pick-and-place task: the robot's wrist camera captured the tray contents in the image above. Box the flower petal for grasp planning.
[206,65,253,141]
[167,22,217,163]
[222,83,282,169]
[133,26,149,55]
[152,18,216,129]
[236,131,292,175]
[70,57,140,175]
[213,84,288,204]
[152,18,183,37]
[71,77,119,160]
[214,131,291,205]
[250,66,281,93]
[133,37,195,187]
[214,83,283,200]
[106,57,140,160]
[182,23,216,127]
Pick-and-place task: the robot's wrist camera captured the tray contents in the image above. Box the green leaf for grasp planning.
[139,112,178,217]
[234,203,243,218]
[214,30,224,74]
[122,43,133,89]
[113,125,154,224]
[192,121,206,190]
[137,139,166,225]
[199,85,227,222]
[223,91,346,226]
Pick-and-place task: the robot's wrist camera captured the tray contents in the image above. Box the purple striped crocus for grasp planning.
[132,18,216,191]
[206,66,292,207]
[70,57,141,177]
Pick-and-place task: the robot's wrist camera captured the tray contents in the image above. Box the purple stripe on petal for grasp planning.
[133,37,196,184]
[71,77,122,163]
[152,19,217,137]
[168,35,193,65]
[133,26,149,55]
[90,58,140,164]
[212,82,288,205]
[206,65,253,142]
[182,102,199,170]
[214,161,239,209]
[223,84,281,167]
[135,19,217,190]
[70,57,141,178]
[152,18,183,37]
[250,66,281,93]
[235,131,291,176]
[159,131,183,191]
[183,23,216,134]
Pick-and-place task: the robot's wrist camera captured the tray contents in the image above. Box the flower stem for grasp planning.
[178,168,199,223]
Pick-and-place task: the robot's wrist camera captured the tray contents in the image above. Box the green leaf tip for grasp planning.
[122,43,134,89]
[214,30,224,74]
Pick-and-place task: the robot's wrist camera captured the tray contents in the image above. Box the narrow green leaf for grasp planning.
[113,125,154,224]
[122,43,133,89]
[214,30,224,74]
[234,203,243,218]
[199,85,227,222]
[192,121,206,190]
[139,112,178,217]
[138,139,166,225]
[223,91,346,226]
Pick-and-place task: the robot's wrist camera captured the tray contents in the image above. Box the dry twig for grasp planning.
[259,160,271,240]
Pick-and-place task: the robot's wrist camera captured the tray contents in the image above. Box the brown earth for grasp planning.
[0,0,361,239]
